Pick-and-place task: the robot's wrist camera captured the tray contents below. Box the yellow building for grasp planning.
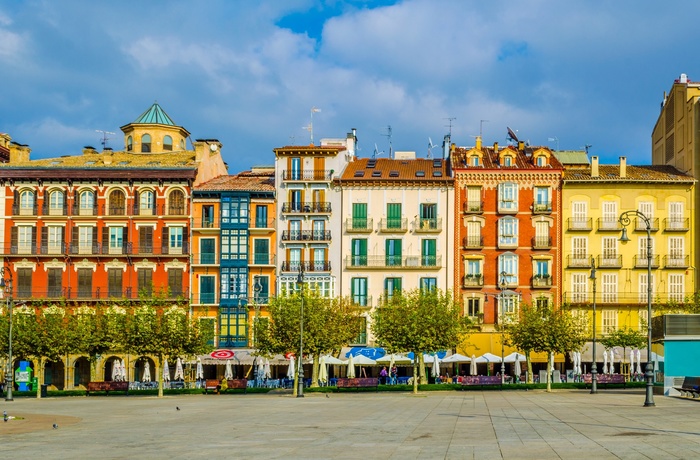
[561,155,695,364]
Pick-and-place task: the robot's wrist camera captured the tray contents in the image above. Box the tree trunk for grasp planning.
[546,354,552,392]
[526,352,533,384]
[310,355,319,388]
[418,354,426,385]
[36,357,43,399]
[157,357,164,398]
[412,362,418,394]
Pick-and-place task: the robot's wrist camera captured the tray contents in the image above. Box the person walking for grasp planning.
[380,366,388,385]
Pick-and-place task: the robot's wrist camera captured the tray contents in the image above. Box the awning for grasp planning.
[196,349,289,366]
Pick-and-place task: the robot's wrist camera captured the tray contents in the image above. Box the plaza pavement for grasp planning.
[1,388,699,459]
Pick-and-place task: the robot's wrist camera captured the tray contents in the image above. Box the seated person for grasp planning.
[216,377,228,394]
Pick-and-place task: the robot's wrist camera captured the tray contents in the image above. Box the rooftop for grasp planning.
[338,158,451,183]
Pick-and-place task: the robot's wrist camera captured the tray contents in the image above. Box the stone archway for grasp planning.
[103,356,122,381]
[73,357,90,388]
[44,359,65,390]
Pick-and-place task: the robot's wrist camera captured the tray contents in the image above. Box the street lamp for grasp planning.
[252,275,263,348]
[0,268,13,401]
[619,210,655,407]
[498,271,507,384]
[296,265,305,398]
[589,257,598,394]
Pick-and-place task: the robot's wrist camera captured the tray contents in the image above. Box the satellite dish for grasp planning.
[507,127,519,143]
[210,144,218,152]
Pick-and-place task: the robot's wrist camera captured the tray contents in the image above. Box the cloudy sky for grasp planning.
[1,0,698,173]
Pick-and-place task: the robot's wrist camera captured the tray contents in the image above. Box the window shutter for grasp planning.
[41,226,48,251]
[102,226,109,253]
[162,227,169,254]
[183,227,189,252]
[31,227,37,253]
[10,227,17,254]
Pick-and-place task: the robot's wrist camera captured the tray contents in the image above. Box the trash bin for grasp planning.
[31,377,38,392]
[40,384,48,398]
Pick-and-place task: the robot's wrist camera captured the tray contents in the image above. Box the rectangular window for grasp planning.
[253,239,269,265]
[200,275,216,304]
[419,203,437,229]
[638,202,653,220]
[313,248,325,271]
[638,236,654,259]
[572,236,588,265]
[668,202,684,228]
[255,205,268,228]
[47,226,63,255]
[200,238,216,264]
[202,205,215,228]
[498,218,518,246]
[351,238,367,266]
[18,226,33,254]
[312,220,325,240]
[16,268,32,298]
[169,227,183,254]
[498,182,518,211]
[572,201,588,229]
[602,201,618,229]
[499,254,518,285]
[500,295,518,318]
[168,270,183,297]
[571,273,588,302]
[221,229,247,261]
[420,277,437,291]
[384,277,402,301]
[221,267,247,301]
[221,196,249,225]
[47,268,62,298]
[466,297,481,317]
[139,227,153,254]
[534,187,550,211]
[351,277,368,306]
[108,268,122,298]
[601,273,618,303]
[466,187,482,211]
[352,203,368,230]
[421,239,436,266]
[602,309,617,334]
[466,221,481,247]
[467,259,481,276]
[668,274,684,302]
[109,227,124,254]
[638,309,648,332]
[386,203,402,229]
[253,275,269,304]
[77,268,92,299]
[535,260,549,277]
[386,239,402,266]
[638,273,654,303]
[289,190,302,212]
[138,269,153,296]
[601,237,617,266]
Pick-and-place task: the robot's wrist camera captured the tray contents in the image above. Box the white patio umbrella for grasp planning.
[602,349,608,374]
[609,350,615,374]
[286,356,296,380]
[112,359,120,381]
[430,354,440,378]
[346,354,356,378]
[352,354,377,366]
[635,349,642,375]
[503,352,526,363]
[441,353,471,363]
[121,359,127,381]
[196,358,204,380]
[475,353,502,363]
[162,359,170,381]
[576,352,582,375]
[470,355,477,375]
[256,358,265,381]
[224,359,233,380]
[629,349,634,375]
[323,355,347,365]
[514,355,522,376]
[142,361,151,382]
[376,354,410,364]
[264,359,272,379]
[318,355,328,385]
[174,357,184,381]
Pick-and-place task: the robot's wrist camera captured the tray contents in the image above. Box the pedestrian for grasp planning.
[390,365,398,385]
[379,366,388,385]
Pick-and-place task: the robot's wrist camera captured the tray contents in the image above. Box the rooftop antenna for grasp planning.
[95,130,116,150]
[548,137,559,151]
[444,117,456,136]
[427,137,436,159]
[381,125,393,159]
[584,144,592,154]
[480,119,489,137]
[305,107,321,145]
[506,127,519,144]
[372,143,384,159]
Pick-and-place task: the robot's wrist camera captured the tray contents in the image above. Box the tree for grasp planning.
[255,288,362,393]
[600,326,646,372]
[504,303,544,383]
[33,305,70,398]
[371,288,471,394]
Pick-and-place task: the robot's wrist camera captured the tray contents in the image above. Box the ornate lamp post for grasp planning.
[296,265,305,398]
[589,257,598,394]
[619,210,655,407]
[0,268,13,401]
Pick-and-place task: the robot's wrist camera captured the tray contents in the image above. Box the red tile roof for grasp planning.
[338,158,451,184]
[195,170,275,192]
[563,165,694,182]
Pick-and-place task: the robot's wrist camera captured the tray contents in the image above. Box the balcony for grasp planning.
[562,292,664,305]
[566,254,592,268]
[635,217,659,232]
[633,254,660,268]
[567,218,592,231]
[463,201,484,214]
[42,204,69,216]
[379,218,408,233]
[249,254,276,266]
[531,275,552,288]
[497,201,518,214]
[197,218,218,229]
[596,254,622,268]
[663,218,689,232]
[192,252,220,265]
[462,274,484,288]
[664,255,689,268]
[12,204,38,216]
[251,218,275,231]
[597,218,622,232]
[350,295,373,309]
[344,217,374,233]
[532,201,552,214]
[532,236,552,249]
[281,230,331,242]
[413,218,442,233]
[9,287,189,302]
[345,255,442,270]
[463,236,484,249]
[280,261,332,273]
[282,202,332,214]
[281,169,333,181]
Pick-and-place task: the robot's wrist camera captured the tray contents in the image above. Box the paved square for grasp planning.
[2,389,700,459]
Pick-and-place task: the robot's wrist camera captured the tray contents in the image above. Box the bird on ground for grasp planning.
[176,407,180,411]
[53,423,58,429]
[325,394,329,398]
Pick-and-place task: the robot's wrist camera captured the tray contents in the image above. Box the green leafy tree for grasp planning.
[256,288,362,393]
[371,288,471,394]
[600,326,646,372]
[504,303,543,383]
[33,305,70,398]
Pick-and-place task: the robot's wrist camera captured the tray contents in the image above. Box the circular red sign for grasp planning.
[210,349,235,359]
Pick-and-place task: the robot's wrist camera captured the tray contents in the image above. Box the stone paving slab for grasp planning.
[1,389,700,459]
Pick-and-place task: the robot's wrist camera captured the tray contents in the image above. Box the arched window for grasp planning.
[19,190,35,215]
[109,189,126,215]
[163,135,173,151]
[168,190,185,215]
[127,136,133,151]
[140,190,155,215]
[79,190,95,216]
[141,134,151,153]
[49,190,65,215]
[179,139,185,149]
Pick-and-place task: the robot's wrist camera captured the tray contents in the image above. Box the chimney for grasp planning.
[82,146,98,155]
[475,136,482,150]
[591,156,599,178]
[680,73,688,84]
[619,156,627,178]
[103,148,113,165]
[9,142,31,163]
[518,140,524,152]
[493,142,498,152]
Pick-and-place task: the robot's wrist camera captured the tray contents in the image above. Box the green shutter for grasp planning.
[387,203,401,229]
[352,203,367,230]
[422,239,436,266]
[385,239,401,266]
[352,239,367,266]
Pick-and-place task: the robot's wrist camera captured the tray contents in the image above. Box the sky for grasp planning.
[2,0,700,173]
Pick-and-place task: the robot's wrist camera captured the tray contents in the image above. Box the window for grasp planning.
[219,306,247,348]
[79,190,95,215]
[78,268,92,299]
[572,236,588,266]
[352,317,367,345]
[386,203,402,229]
[78,226,93,254]
[467,259,481,277]
[601,201,618,229]
[108,268,122,298]
[139,190,155,215]
[15,226,34,255]
[351,239,367,266]
[312,220,325,240]
[638,273,655,303]
[138,269,153,296]
[288,190,302,212]
[200,275,216,304]
[571,201,588,229]
[48,268,62,298]
[386,239,401,266]
[534,187,550,211]
[498,217,518,247]
[253,239,269,265]
[384,277,402,301]
[500,295,518,319]
[535,221,549,247]
[534,260,549,277]
[168,190,186,215]
[466,221,481,248]
[351,278,368,306]
[255,205,268,228]
[535,297,549,309]
[290,157,301,180]
[601,273,618,303]
[638,309,648,332]
[141,133,151,152]
[221,229,246,260]
[470,155,479,166]
[202,205,215,228]
[498,182,518,212]
[221,195,248,223]
[466,297,481,317]
[503,155,513,167]
[638,236,654,259]
[601,237,618,266]
[668,274,684,302]
[312,248,326,271]
[163,135,173,151]
[253,276,269,304]
[200,238,216,264]
[571,273,588,302]
[638,202,654,223]
[466,187,482,211]
[108,189,125,215]
[602,309,617,334]
[169,227,184,254]
[109,227,124,254]
[352,203,368,230]
[139,227,153,254]
[668,237,684,266]
[668,202,684,229]
[536,156,546,166]
[19,190,35,215]
[168,270,183,297]
[127,136,133,151]
[289,248,301,271]
[498,253,518,285]
[221,267,247,301]
[17,268,32,298]
[48,190,65,215]
[419,203,437,229]
[420,277,437,291]
[421,239,436,266]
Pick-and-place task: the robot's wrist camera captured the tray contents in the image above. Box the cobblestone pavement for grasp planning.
[1,389,699,459]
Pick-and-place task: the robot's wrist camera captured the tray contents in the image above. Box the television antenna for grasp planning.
[427,137,436,159]
[444,117,456,136]
[480,119,489,137]
[381,125,393,159]
[304,107,321,144]
[584,144,592,154]
[95,130,116,149]
[548,136,559,151]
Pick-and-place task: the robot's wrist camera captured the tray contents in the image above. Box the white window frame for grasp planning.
[498,183,518,211]
[601,273,618,303]
[668,274,684,302]
[602,309,617,334]
[638,273,655,303]
[602,201,618,229]
[498,217,518,247]
[498,253,518,285]
[572,201,588,229]
[571,273,588,302]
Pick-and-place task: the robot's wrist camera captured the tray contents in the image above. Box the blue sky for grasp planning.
[1,0,699,173]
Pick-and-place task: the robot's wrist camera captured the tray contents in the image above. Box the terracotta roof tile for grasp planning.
[0,150,197,169]
[563,165,695,182]
[452,145,564,170]
[338,158,451,184]
[195,171,275,192]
